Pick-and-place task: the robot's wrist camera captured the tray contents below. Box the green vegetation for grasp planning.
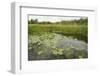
[28,24,88,42]
[28,18,88,60]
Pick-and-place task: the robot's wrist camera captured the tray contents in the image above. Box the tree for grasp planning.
[28,19,38,24]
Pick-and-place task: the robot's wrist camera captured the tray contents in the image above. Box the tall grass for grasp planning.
[28,24,88,42]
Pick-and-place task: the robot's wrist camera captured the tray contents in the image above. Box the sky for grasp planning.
[28,15,86,22]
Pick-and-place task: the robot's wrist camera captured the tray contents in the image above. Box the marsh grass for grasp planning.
[28,24,88,42]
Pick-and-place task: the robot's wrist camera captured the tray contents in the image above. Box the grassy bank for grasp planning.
[28,24,88,42]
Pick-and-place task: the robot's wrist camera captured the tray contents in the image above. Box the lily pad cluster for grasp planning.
[28,33,88,60]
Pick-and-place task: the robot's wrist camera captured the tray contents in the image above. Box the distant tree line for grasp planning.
[28,18,88,25]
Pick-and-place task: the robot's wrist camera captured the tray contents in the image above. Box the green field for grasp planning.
[28,24,88,43]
